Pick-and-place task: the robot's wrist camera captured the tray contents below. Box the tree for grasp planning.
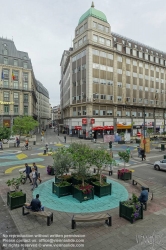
[118,151,130,169]
[12,116,38,136]
[52,147,73,181]
[91,149,115,184]
[0,126,11,140]
[67,143,92,186]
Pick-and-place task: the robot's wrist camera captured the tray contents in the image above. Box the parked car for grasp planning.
[154,159,166,171]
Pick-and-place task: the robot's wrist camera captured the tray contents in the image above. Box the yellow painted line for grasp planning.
[5,164,45,174]
[130,169,135,172]
[16,153,27,160]
[38,152,54,157]
[55,143,63,146]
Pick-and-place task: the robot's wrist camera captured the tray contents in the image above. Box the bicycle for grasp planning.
[21,145,32,151]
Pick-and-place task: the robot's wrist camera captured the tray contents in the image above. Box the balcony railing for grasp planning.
[3,97,10,101]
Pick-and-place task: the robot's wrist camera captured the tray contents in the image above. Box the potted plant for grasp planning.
[90,149,113,197]
[52,147,73,197]
[118,132,125,144]
[6,173,26,210]
[119,194,143,223]
[118,151,132,180]
[67,143,94,202]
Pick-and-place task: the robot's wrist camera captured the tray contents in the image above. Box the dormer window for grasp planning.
[24,56,27,59]
[146,49,148,53]
[151,51,153,54]
[122,40,125,45]
[113,37,116,41]
[140,47,143,51]
[128,42,131,47]
[135,45,137,49]
[3,49,8,55]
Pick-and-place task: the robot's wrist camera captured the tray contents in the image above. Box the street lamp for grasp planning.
[143,107,146,152]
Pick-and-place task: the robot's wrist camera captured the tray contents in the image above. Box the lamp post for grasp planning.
[143,107,146,152]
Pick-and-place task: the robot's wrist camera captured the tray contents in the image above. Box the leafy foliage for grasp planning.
[67,143,92,186]
[9,191,24,198]
[91,149,115,184]
[118,151,130,168]
[52,147,73,181]
[12,116,38,136]
[122,194,141,221]
[6,173,25,191]
[0,126,11,140]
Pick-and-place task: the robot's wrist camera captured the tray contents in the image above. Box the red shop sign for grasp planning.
[103,126,114,130]
[91,118,95,124]
[75,126,82,130]
[82,118,87,124]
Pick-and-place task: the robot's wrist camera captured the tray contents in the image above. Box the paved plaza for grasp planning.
[1,131,166,250]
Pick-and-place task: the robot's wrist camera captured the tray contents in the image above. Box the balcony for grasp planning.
[3,97,10,102]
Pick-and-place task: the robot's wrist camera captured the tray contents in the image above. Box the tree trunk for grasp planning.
[99,169,103,185]
[82,178,85,186]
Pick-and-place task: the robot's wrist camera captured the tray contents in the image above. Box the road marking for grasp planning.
[5,164,45,174]
[16,153,27,160]
[55,143,63,146]
[0,158,44,167]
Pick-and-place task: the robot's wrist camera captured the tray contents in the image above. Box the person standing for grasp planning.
[31,167,38,191]
[25,138,29,149]
[141,148,146,161]
[23,163,32,183]
[33,162,42,183]
[16,137,20,147]
[137,146,141,157]
[0,139,3,150]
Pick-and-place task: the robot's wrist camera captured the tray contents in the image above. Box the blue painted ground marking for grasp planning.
[0,158,44,167]
[33,178,128,213]
[0,155,18,159]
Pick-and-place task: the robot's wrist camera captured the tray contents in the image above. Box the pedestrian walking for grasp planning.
[23,163,32,183]
[45,143,48,152]
[31,167,38,191]
[0,139,3,150]
[33,162,42,183]
[141,149,146,161]
[16,137,20,147]
[64,135,66,143]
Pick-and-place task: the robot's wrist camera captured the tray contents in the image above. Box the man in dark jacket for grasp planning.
[138,186,148,203]
[23,163,32,183]
[30,194,44,211]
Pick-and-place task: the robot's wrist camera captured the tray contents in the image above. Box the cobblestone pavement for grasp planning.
[1,131,166,250]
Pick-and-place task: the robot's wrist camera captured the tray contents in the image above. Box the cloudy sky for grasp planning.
[1,0,166,107]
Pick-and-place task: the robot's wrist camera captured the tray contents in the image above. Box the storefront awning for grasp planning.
[74,126,82,130]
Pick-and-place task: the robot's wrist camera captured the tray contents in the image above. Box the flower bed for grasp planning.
[55,175,72,183]
[118,169,132,180]
[52,182,72,198]
[92,181,112,198]
[73,183,94,203]
[119,194,143,223]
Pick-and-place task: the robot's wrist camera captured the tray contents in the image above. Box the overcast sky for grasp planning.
[1,0,166,107]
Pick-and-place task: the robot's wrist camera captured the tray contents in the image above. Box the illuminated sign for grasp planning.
[0,101,14,104]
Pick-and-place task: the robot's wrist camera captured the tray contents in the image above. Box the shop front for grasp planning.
[72,126,82,138]
[92,126,114,139]
[117,124,131,134]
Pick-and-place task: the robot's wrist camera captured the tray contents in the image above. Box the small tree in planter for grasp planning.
[118,151,132,180]
[6,173,26,210]
[52,148,73,196]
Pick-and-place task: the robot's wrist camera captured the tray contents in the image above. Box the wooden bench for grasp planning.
[22,206,53,226]
[132,178,149,192]
[93,168,113,176]
[71,213,112,229]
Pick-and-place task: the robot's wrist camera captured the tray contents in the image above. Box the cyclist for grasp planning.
[25,138,29,150]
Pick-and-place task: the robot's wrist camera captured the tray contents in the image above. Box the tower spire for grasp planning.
[91,1,94,8]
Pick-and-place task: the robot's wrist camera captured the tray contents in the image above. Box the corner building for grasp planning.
[60,3,166,138]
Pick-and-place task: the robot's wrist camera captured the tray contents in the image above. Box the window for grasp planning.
[150,55,154,62]
[100,79,106,84]
[92,49,99,56]
[160,59,164,65]
[132,112,136,117]
[79,26,83,33]
[23,62,27,69]
[126,47,130,54]
[14,92,19,101]
[138,112,142,117]
[93,110,99,115]
[4,92,9,101]
[24,106,28,115]
[100,110,106,115]
[23,82,28,89]
[139,86,143,90]
[13,81,19,89]
[93,22,97,28]
[145,64,148,69]
[14,59,18,66]
[151,88,154,92]
[133,98,136,103]
[14,105,19,114]
[117,56,122,62]
[133,72,137,77]
[100,51,106,58]
[126,83,130,88]
[99,37,105,44]
[117,44,122,52]
[107,110,112,115]
[126,71,130,76]
[126,111,130,116]
[117,96,122,102]
[100,94,106,99]
[107,80,113,85]
[133,85,137,90]
[24,94,28,102]
[126,58,130,64]
[3,80,9,87]
[106,39,111,46]
[117,69,122,74]
[4,49,8,55]
[93,78,99,84]
[107,66,113,72]
[83,36,86,42]
[117,82,122,87]
[100,65,106,71]
[139,62,143,67]
[4,105,9,113]
[117,111,121,116]
[93,63,99,69]
[156,67,159,72]
[133,60,137,66]
[4,58,8,65]
[23,73,28,82]
[78,39,82,46]
[144,99,148,104]
[105,27,109,33]
[138,52,143,58]
[139,98,143,103]
[132,50,137,56]
[155,57,159,63]
[145,54,149,60]
[84,23,87,29]
[74,42,77,49]
[98,24,104,31]
[107,95,113,101]
[145,87,148,91]
[139,74,143,79]
[93,35,98,42]
[108,53,113,60]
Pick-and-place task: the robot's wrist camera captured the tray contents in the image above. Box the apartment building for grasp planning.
[60,2,166,138]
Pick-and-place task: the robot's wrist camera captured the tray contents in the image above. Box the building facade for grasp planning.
[60,3,166,138]
[0,37,50,130]
[36,80,50,130]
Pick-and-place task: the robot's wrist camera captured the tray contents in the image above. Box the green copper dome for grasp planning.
[78,2,107,25]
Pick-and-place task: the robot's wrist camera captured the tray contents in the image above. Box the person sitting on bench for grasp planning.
[138,186,148,203]
[26,194,44,211]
